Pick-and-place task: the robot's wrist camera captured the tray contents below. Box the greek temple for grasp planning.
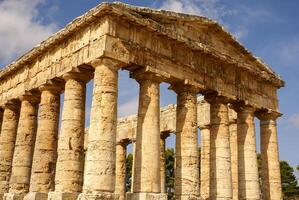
[0,2,284,200]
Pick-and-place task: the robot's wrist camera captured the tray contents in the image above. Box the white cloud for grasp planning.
[288,113,299,128]
[159,0,233,21]
[0,0,58,66]
[118,97,139,117]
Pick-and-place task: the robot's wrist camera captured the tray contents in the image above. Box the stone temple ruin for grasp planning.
[0,2,284,200]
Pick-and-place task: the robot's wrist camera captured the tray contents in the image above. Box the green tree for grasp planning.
[165,148,175,199]
[126,153,133,191]
[280,161,299,198]
[297,165,299,171]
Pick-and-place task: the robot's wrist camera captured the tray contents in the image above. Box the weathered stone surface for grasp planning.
[236,106,260,200]
[258,112,282,200]
[174,86,200,200]
[115,142,127,200]
[0,2,285,200]
[0,3,283,113]
[132,72,162,194]
[27,84,61,197]
[82,59,119,196]
[7,95,39,197]
[0,102,20,195]
[205,95,232,200]
[200,126,210,200]
[126,193,167,200]
[51,72,89,200]
[228,107,238,200]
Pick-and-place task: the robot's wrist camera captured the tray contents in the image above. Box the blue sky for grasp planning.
[0,0,298,174]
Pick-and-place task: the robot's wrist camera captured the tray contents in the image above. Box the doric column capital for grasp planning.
[91,58,123,71]
[19,92,40,104]
[198,124,211,130]
[62,71,92,83]
[204,93,230,105]
[256,110,282,121]
[231,102,256,114]
[39,82,63,94]
[117,139,130,147]
[2,100,21,110]
[131,71,164,84]
[170,83,199,94]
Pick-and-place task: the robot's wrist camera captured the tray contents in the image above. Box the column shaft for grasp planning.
[200,126,210,199]
[6,96,38,199]
[0,103,20,196]
[237,107,260,200]
[175,88,199,200]
[229,108,238,200]
[259,113,282,200]
[160,136,166,194]
[206,95,232,200]
[133,76,161,193]
[115,143,127,200]
[131,140,136,193]
[80,59,119,199]
[128,72,166,200]
[26,85,60,199]
[49,73,88,200]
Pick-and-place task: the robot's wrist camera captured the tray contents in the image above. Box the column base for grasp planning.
[126,193,167,200]
[77,192,119,200]
[24,192,48,200]
[3,193,25,200]
[175,194,203,200]
[48,192,79,200]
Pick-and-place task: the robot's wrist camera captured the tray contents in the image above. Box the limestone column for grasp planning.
[131,139,136,193]
[160,132,169,194]
[258,112,282,200]
[48,72,89,200]
[24,84,61,200]
[115,142,127,200]
[174,85,200,200]
[78,58,120,200]
[127,72,167,200]
[0,101,20,198]
[236,106,260,200]
[228,107,238,200]
[4,94,39,200]
[205,94,232,200]
[200,125,210,199]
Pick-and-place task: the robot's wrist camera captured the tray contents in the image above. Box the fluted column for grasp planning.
[200,125,210,199]
[131,139,136,193]
[0,101,20,198]
[127,72,167,200]
[205,94,232,200]
[115,141,128,200]
[24,84,61,200]
[228,107,238,200]
[160,132,169,194]
[48,72,89,200]
[4,94,39,200]
[173,85,200,200]
[79,59,120,200]
[257,112,282,200]
[236,106,260,200]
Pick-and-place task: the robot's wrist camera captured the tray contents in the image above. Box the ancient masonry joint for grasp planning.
[0,2,284,200]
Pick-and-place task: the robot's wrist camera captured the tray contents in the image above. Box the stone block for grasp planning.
[47,192,79,200]
[3,193,25,200]
[126,193,167,200]
[77,193,119,200]
[23,192,48,200]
